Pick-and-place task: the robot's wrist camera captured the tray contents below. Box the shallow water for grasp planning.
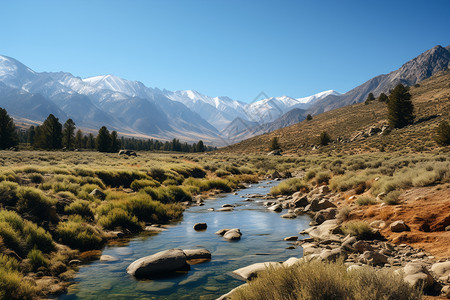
[60,181,311,299]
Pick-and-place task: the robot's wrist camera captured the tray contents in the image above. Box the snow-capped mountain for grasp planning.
[0,54,341,145]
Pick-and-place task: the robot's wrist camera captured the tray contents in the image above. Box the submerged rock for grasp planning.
[126,248,188,278]
[193,223,207,231]
[233,262,282,280]
[223,228,242,240]
[183,249,211,260]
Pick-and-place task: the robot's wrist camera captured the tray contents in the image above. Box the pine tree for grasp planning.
[270,137,281,151]
[378,93,388,103]
[306,114,313,121]
[27,126,36,145]
[96,126,112,152]
[387,84,415,128]
[366,93,375,101]
[110,130,120,152]
[196,140,205,152]
[74,129,83,149]
[62,119,76,149]
[86,133,95,149]
[435,120,450,146]
[35,114,62,149]
[0,107,18,149]
[319,131,331,146]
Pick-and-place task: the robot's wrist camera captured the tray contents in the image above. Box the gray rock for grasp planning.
[215,228,231,236]
[216,283,248,300]
[126,248,188,278]
[281,212,297,219]
[320,248,347,262]
[222,204,234,208]
[283,257,300,267]
[89,188,106,200]
[358,251,388,266]
[403,262,435,290]
[183,249,211,260]
[431,261,450,281]
[341,236,357,252]
[233,262,282,280]
[353,240,374,253]
[390,220,410,232]
[100,255,118,262]
[309,199,337,212]
[306,219,341,241]
[217,207,234,212]
[268,204,282,212]
[284,236,298,241]
[223,228,242,240]
[314,207,338,225]
[193,223,207,231]
[292,193,309,207]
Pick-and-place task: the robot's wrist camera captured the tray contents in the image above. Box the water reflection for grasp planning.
[60,180,311,300]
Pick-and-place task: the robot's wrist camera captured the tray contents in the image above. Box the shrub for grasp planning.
[126,194,183,223]
[17,187,56,219]
[149,168,167,183]
[64,200,94,220]
[28,173,44,184]
[0,254,35,299]
[270,178,308,195]
[336,206,352,222]
[319,131,332,146]
[355,196,377,206]
[314,172,331,185]
[56,217,104,251]
[27,249,48,271]
[341,221,376,239]
[130,179,160,191]
[384,190,402,205]
[98,208,142,232]
[232,260,421,300]
[434,120,450,146]
[0,181,19,206]
[214,169,231,177]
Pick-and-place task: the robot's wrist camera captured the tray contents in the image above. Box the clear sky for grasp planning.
[1,0,449,102]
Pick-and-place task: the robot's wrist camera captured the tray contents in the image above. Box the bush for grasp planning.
[270,178,308,195]
[98,208,143,232]
[232,260,421,300]
[130,179,160,191]
[149,168,167,183]
[27,249,48,271]
[384,190,402,205]
[17,187,56,220]
[64,200,94,220]
[319,131,332,146]
[56,217,104,251]
[126,194,183,223]
[434,120,450,146]
[341,221,376,239]
[314,172,331,185]
[28,173,44,184]
[336,206,352,222]
[0,255,35,299]
[355,196,377,206]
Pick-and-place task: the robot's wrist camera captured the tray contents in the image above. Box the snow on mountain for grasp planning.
[296,90,341,104]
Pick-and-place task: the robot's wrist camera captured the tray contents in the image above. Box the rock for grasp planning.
[233,262,282,280]
[222,204,234,208]
[215,229,231,236]
[358,251,388,266]
[284,236,298,241]
[441,285,450,298]
[347,265,365,272]
[126,248,188,278]
[267,150,282,156]
[283,257,300,267]
[281,213,297,219]
[301,243,322,256]
[292,193,309,207]
[183,249,211,260]
[89,188,106,200]
[320,248,347,262]
[69,259,82,266]
[403,262,435,290]
[314,207,338,225]
[223,228,242,240]
[100,255,118,262]
[431,261,450,281]
[179,271,212,286]
[353,240,374,253]
[294,208,304,215]
[193,223,207,231]
[390,220,410,232]
[217,207,234,212]
[370,220,386,229]
[268,204,282,212]
[118,149,137,156]
[309,199,337,212]
[217,283,248,300]
[342,236,357,252]
[306,219,341,241]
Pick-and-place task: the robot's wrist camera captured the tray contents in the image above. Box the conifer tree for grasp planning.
[34,114,62,149]
[62,119,76,149]
[270,137,281,151]
[110,130,120,152]
[319,131,331,146]
[196,140,205,152]
[435,120,450,146]
[306,114,313,121]
[74,129,83,149]
[96,126,112,152]
[387,84,415,128]
[378,93,388,103]
[0,107,18,149]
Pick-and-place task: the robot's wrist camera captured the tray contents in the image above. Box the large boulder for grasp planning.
[268,204,282,212]
[309,199,336,212]
[313,207,338,225]
[233,262,282,280]
[403,262,436,291]
[89,188,106,200]
[390,220,410,232]
[305,219,341,241]
[223,228,242,240]
[320,248,347,262]
[291,192,309,207]
[183,249,211,260]
[126,249,188,278]
[431,261,450,282]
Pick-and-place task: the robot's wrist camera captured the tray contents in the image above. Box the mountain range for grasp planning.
[0,45,448,146]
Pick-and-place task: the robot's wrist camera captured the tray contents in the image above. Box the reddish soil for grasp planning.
[348,184,450,259]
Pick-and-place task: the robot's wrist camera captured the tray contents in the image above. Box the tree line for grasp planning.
[2,109,216,152]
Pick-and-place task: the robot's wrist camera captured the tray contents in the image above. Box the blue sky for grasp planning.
[1,0,449,102]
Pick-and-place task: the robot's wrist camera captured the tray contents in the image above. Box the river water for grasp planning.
[60,180,311,299]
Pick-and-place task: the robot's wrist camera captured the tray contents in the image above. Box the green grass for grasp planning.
[341,221,376,240]
[232,260,421,300]
[56,216,104,251]
[355,196,377,206]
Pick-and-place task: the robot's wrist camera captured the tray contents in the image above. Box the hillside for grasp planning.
[219,68,450,154]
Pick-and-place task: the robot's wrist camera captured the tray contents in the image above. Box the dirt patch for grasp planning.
[349,185,450,259]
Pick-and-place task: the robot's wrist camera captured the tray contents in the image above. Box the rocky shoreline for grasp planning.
[217,183,450,299]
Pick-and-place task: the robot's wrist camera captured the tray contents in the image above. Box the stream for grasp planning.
[60,180,311,299]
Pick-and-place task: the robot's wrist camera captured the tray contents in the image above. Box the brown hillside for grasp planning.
[220,69,450,155]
